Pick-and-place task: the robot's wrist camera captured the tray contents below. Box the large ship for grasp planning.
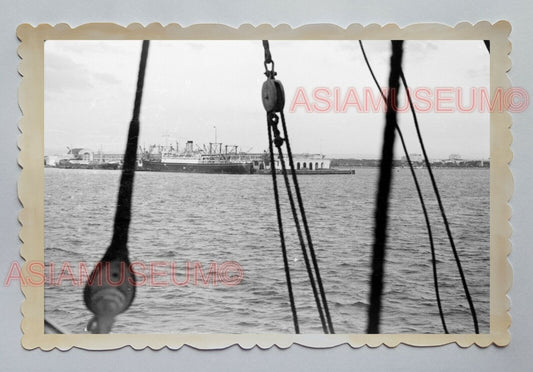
[139,141,255,174]
[56,159,120,170]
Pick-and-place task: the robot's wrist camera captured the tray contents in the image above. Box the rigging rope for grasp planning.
[267,117,300,333]
[268,113,328,333]
[109,40,149,252]
[279,110,335,334]
[367,40,404,334]
[262,40,334,334]
[83,40,150,334]
[359,41,448,333]
[400,70,479,334]
[484,40,490,53]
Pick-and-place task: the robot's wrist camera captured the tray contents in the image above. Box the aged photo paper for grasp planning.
[16,22,512,350]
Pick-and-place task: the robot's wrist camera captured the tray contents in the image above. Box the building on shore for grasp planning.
[45,148,93,166]
[45,148,123,169]
[250,152,353,174]
[267,153,331,171]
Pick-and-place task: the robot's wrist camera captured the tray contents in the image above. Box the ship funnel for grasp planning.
[186,140,193,153]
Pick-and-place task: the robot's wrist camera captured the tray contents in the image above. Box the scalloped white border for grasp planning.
[17,22,513,350]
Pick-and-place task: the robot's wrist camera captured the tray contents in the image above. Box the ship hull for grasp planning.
[56,162,120,170]
[140,160,253,174]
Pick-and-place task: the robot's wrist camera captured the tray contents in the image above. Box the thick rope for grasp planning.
[400,70,479,334]
[279,111,335,334]
[267,115,300,334]
[359,40,448,333]
[83,40,149,334]
[367,40,404,334]
[269,114,329,333]
[263,40,273,64]
[484,40,490,53]
[108,40,150,258]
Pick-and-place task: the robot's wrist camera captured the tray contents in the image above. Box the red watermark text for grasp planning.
[3,260,245,288]
[289,86,529,114]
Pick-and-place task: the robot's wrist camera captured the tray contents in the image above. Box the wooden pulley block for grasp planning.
[262,78,285,112]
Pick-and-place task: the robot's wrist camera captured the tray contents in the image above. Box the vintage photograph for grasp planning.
[42,37,491,335]
[13,22,513,350]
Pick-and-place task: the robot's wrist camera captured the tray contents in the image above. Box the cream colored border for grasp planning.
[17,22,512,350]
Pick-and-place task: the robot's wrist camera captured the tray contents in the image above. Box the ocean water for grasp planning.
[44,167,489,334]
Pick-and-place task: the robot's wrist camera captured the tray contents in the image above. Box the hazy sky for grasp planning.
[45,39,489,159]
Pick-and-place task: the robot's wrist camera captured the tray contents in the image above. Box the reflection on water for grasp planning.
[44,167,489,334]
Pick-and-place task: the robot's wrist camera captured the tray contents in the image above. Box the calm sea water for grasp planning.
[44,167,489,334]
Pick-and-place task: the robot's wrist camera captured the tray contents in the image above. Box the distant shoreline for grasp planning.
[330,159,489,168]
